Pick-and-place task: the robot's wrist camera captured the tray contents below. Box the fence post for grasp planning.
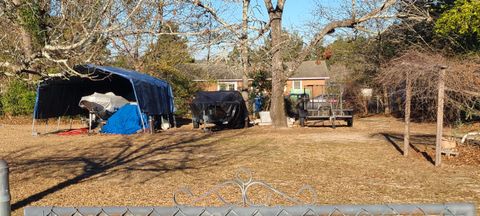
[0,160,11,216]
[435,66,447,167]
[404,70,412,156]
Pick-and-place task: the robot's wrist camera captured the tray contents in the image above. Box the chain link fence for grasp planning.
[24,204,476,216]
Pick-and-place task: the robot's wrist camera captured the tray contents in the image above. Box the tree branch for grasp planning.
[190,0,241,38]
[287,0,398,77]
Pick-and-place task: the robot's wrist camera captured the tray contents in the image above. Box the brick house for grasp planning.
[191,60,330,98]
[190,63,247,91]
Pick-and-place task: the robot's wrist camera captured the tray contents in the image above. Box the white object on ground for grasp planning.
[79,92,129,113]
[259,111,272,124]
[160,116,170,130]
[461,132,480,144]
[287,117,295,128]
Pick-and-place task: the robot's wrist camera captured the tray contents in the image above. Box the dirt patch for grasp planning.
[0,116,479,216]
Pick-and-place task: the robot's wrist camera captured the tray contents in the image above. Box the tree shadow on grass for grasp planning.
[6,130,254,211]
[378,132,435,165]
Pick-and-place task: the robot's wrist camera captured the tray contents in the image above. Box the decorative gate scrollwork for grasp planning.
[22,168,477,216]
[173,168,318,206]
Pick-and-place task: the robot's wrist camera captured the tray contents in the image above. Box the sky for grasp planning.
[193,0,345,60]
[283,0,329,29]
[245,0,342,30]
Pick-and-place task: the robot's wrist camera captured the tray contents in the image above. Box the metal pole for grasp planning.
[0,160,11,216]
[435,67,447,166]
[31,118,37,136]
[56,117,61,131]
[88,112,92,134]
[340,90,343,113]
[149,115,154,134]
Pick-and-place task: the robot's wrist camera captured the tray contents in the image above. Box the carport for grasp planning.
[32,64,175,133]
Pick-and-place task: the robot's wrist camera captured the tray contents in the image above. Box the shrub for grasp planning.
[144,64,200,117]
[0,80,36,116]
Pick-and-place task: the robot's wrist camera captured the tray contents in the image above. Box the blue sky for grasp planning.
[242,0,342,29]
[275,0,343,29]
[193,0,344,59]
[282,0,315,30]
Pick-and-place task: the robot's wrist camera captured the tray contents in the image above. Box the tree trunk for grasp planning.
[15,0,34,77]
[383,85,390,115]
[269,12,287,127]
[240,0,250,108]
[20,27,33,64]
[403,71,412,156]
[206,15,213,63]
[158,1,165,32]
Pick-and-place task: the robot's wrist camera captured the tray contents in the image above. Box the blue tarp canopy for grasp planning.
[33,64,175,119]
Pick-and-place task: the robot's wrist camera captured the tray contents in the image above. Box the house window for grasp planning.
[218,82,237,91]
[292,80,302,90]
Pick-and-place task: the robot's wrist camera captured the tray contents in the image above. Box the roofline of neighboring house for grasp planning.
[193,79,251,82]
[288,77,330,80]
[193,77,330,82]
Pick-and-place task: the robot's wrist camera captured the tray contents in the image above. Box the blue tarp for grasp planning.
[33,64,175,119]
[101,104,148,135]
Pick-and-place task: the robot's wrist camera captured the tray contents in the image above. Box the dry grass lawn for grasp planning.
[0,116,479,216]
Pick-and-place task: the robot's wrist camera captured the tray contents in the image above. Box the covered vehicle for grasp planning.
[79,92,129,120]
[190,91,248,129]
[33,64,175,134]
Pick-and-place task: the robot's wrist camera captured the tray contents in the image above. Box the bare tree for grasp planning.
[378,50,480,158]
[1,1,135,77]
[262,0,285,127]
[378,50,480,119]
[262,0,429,127]
[188,0,260,111]
[0,0,235,79]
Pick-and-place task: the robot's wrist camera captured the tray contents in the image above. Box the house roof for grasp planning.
[193,63,243,80]
[187,60,330,81]
[289,60,329,79]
